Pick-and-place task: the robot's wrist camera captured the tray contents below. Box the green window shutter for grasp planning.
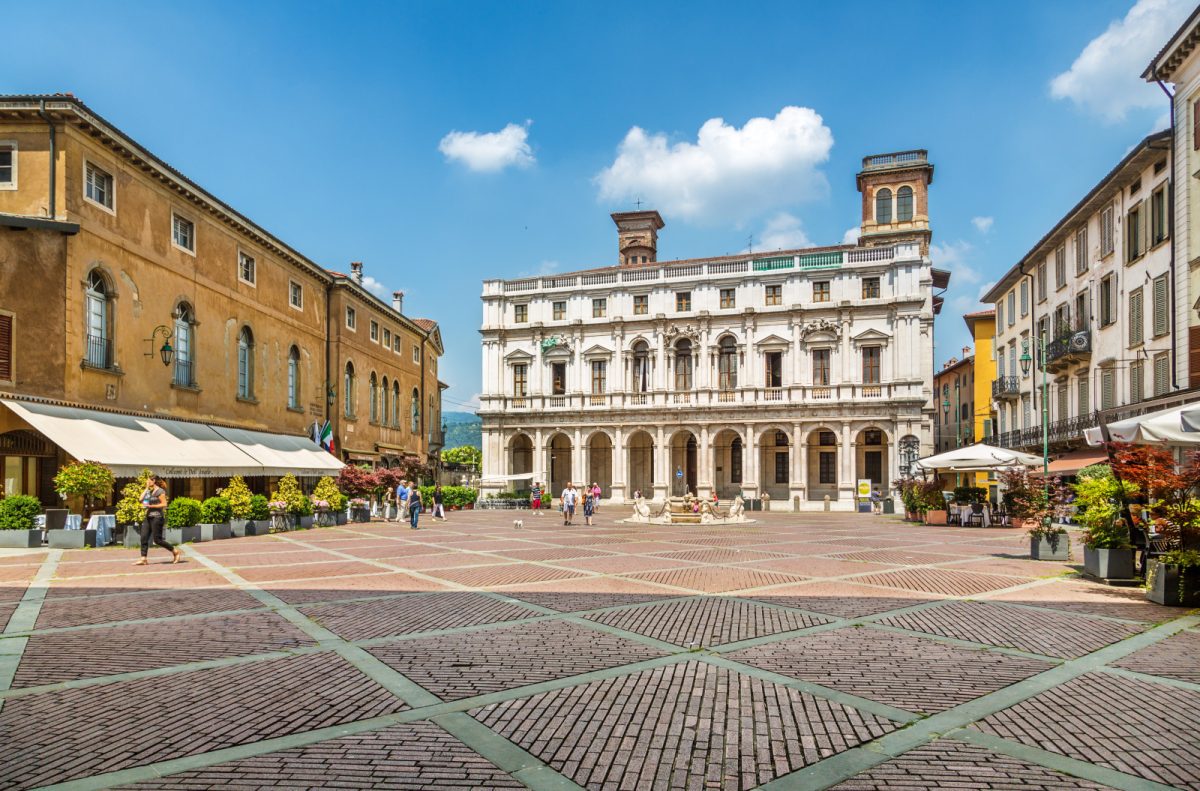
[1130,361,1143,403]
[1129,288,1143,346]
[1101,370,1114,410]
[1153,275,1169,337]
[1078,377,1090,415]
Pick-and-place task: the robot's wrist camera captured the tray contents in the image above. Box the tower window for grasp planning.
[875,188,892,224]
[896,186,913,221]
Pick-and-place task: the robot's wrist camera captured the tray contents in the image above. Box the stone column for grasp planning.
[788,422,804,506]
[653,425,668,501]
[839,421,854,506]
[612,426,627,502]
[697,424,712,498]
[744,423,760,499]
[573,426,584,488]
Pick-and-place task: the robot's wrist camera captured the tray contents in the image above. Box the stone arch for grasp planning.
[758,426,793,501]
[806,425,841,501]
[668,428,698,496]
[509,432,533,483]
[546,431,573,496]
[712,428,743,499]
[586,431,613,496]
[626,429,655,498]
[854,426,890,493]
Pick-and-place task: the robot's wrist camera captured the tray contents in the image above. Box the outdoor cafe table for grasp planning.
[949,503,991,527]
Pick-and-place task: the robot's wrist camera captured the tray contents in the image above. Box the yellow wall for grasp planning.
[967,313,996,489]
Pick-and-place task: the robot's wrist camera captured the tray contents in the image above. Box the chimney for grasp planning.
[611,210,665,266]
[350,261,363,284]
[392,290,404,314]
[963,346,971,358]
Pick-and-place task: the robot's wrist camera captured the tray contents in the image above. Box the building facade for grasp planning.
[984,132,1175,462]
[0,95,442,503]
[479,151,946,509]
[933,351,974,454]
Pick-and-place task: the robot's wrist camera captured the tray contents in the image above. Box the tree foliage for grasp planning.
[115,469,154,527]
[442,445,482,467]
[219,476,254,520]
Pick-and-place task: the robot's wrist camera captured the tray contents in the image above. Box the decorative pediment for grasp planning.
[663,324,701,344]
[504,349,534,363]
[850,328,891,345]
[800,318,843,342]
[754,333,791,349]
[583,344,614,359]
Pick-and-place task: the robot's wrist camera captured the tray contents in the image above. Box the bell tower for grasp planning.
[855,150,933,252]
[611,210,665,266]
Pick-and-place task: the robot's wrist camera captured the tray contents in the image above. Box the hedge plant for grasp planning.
[0,495,42,530]
[270,474,309,515]
[115,469,153,526]
[248,494,270,521]
[166,497,203,528]
[200,496,233,524]
[220,476,254,520]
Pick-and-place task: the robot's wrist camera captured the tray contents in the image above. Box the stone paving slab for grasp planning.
[877,600,1146,659]
[368,619,667,700]
[423,561,592,587]
[852,567,1034,597]
[974,671,1200,789]
[258,571,450,604]
[584,595,831,647]
[988,578,1193,622]
[623,564,806,592]
[1112,628,1200,684]
[473,659,900,791]
[32,586,264,629]
[0,652,408,790]
[747,589,937,619]
[829,739,1115,789]
[727,627,1053,714]
[302,590,542,640]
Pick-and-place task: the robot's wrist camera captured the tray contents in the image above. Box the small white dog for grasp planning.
[513,519,524,530]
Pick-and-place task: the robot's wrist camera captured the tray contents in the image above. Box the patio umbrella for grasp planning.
[912,443,1042,473]
[1083,403,1200,446]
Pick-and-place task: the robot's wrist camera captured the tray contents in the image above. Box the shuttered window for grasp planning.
[1152,274,1169,337]
[1194,99,1200,151]
[1056,385,1067,421]
[1130,360,1144,403]
[1100,275,1115,327]
[1054,246,1066,288]
[0,313,11,382]
[1101,204,1115,257]
[1154,352,1170,397]
[1191,326,1200,388]
[1075,227,1088,274]
[1129,287,1144,346]
[1101,369,1114,411]
[1020,280,1028,316]
[1078,377,1090,415]
[1127,202,1142,262]
[1036,262,1047,302]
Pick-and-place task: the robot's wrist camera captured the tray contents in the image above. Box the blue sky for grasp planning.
[3,0,1192,412]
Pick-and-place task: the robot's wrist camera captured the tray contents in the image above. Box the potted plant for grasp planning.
[118,469,153,548]
[348,497,371,522]
[1000,467,1068,560]
[1110,443,1200,605]
[268,499,291,532]
[1074,464,1136,581]
[0,495,43,548]
[165,497,203,544]
[220,476,254,536]
[917,480,948,525]
[269,474,309,530]
[312,476,341,527]
[334,493,348,524]
[199,496,233,541]
[296,496,315,529]
[246,494,272,536]
[50,460,114,547]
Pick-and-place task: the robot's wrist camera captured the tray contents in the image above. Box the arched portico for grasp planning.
[712,428,743,499]
[806,426,840,501]
[509,433,533,483]
[547,432,572,497]
[759,427,792,502]
[587,430,613,496]
[855,427,890,494]
[668,429,698,496]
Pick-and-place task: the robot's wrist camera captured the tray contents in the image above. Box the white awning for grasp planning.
[912,443,1042,472]
[1084,403,1200,446]
[2,398,343,478]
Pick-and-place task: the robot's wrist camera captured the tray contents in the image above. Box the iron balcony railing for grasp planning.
[995,414,1100,450]
[1046,329,1091,366]
[173,359,194,387]
[84,334,112,369]
[992,376,1020,399]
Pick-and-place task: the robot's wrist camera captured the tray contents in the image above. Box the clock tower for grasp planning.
[611,210,665,266]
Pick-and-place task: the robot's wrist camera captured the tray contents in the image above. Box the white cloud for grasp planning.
[977,281,997,302]
[971,216,994,234]
[595,106,834,224]
[930,240,981,285]
[517,259,560,278]
[755,212,812,251]
[841,226,861,245]
[439,122,535,172]
[1050,0,1192,122]
[361,275,390,298]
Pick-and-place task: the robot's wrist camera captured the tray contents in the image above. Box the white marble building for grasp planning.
[479,152,947,509]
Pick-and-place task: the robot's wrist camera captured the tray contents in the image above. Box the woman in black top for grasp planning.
[432,485,446,521]
[136,475,181,565]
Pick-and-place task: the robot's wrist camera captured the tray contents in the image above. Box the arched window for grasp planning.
[631,340,650,393]
[287,346,300,409]
[718,336,737,391]
[392,380,401,426]
[875,188,892,224]
[410,388,420,433]
[731,437,743,483]
[381,376,389,426]
[344,362,356,418]
[674,339,693,390]
[237,326,254,399]
[369,372,379,423]
[84,269,113,368]
[896,186,913,221]
[173,303,195,387]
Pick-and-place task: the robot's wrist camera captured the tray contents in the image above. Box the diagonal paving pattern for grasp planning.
[0,511,1195,790]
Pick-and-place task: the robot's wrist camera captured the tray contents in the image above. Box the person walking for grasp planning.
[583,490,595,526]
[396,480,409,522]
[432,484,446,521]
[530,482,542,515]
[408,483,423,529]
[561,481,577,525]
[591,482,601,513]
[135,475,181,565]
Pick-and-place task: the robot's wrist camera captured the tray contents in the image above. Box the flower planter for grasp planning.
[315,510,335,527]
[1030,533,1069,561]
[0,529,42,548]
[124,525,142,548]
[44,509,68,532]
[197,524,215,542]
[48,528,96,549]
[230,519,250,537]
[923,509,947,526]
[465,503,474,510]
[298,515,315,529]
[246,520,271,536]
[1145,560,1200,606]
[335,511,348,525]
[1083,546,1135,580]
[269,514,291,533]
[350,507,371,523]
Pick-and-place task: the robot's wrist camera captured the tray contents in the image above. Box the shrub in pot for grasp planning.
[1075,465,1136,580]
[199,496,234,541]
[242,494,271,536]
[1146,549,1200,606]
[220,476,254,535]
[312,476,342,527]
[53,460,115,518]
[270,474,309,530]
[165,497,202,544]
[115,469,153,547]
[0,495,43,548]
[917,480,948,525]
[1000,467,1069,560]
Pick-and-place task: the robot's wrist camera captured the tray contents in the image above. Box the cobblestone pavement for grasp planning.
[0,511,1196,790]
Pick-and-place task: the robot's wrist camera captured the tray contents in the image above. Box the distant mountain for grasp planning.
[442,411,481,451]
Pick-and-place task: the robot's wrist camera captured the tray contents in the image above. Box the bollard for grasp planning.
[823,495,830,512]
[793,495,800,512]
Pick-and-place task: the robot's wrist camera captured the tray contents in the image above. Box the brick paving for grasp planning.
[0,510,1195,790]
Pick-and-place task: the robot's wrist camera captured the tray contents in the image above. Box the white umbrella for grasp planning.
[912,443,1042,472]
[1083,403,1200,446]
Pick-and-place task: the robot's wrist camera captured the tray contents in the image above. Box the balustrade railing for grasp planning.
[861,385,882,398]
[763,388,784,401]
[85,334,113,369]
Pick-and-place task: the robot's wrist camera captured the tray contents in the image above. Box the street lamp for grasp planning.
[941,390,950,452]
[1019,337,1050,509]
[145,325,174,367]
[954,379,962,449]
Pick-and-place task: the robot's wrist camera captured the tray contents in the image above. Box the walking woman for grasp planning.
[432,485,446,521]
[583,490,595,526]
[408,484,423,530]
[136,475,181,565]
[530,482,542,516]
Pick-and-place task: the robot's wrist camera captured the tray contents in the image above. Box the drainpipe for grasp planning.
[324,281,332,425]
[1156,78,1177,389]
[37,100,56,219]
[420,334,428,470]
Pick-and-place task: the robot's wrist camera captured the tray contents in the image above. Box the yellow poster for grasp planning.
[857,479,872,498]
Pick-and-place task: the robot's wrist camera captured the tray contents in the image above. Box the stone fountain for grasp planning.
[624,494,754,525]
